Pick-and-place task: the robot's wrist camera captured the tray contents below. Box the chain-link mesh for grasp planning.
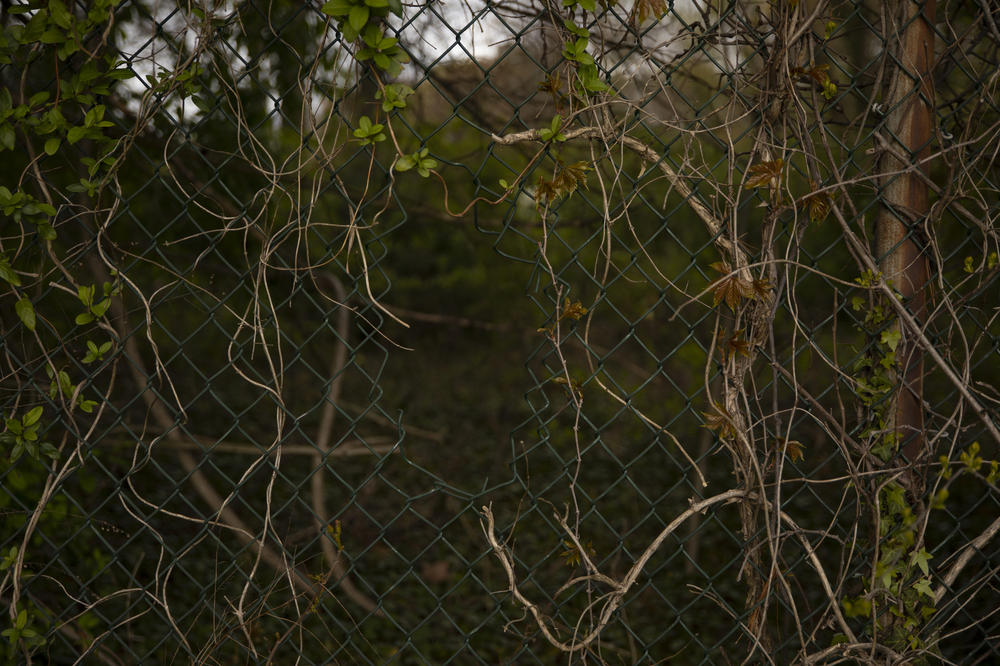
[1,0,998,663]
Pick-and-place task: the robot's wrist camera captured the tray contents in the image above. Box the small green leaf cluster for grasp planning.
[3,0,116,61]
[356,24,410,77]
[962,251,998,273]
[1,606,46,655]
[0,187,56,239]
[353,115,386,145]
[145,64,205,108]
[538,114,568,143]
[377,83,414,112]
[1,50,132,171]
[0,407,56,463]
[83,340,114,364]
[321,0,406,54]
[561,21,608,93]
[850,274,905,459]
[395,148,437,177]
[75,281,118,325]
[939,442,1000,485]
[47,366,97,414]
[841,482,939,653]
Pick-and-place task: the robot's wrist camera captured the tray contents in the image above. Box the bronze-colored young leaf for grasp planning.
[562,298,588,321]
[751,277,772,300]
[782,438,806,463]
[709,261,731,275]
[535,176,558,204]
[559,539,595,567]
[552,161,591,196]
[631,0,668,23]
[725,329,750,357]
[538,72,561,96]
[702,404,736,440]
[713,274,754,310]
[803,181,833,223]
[744,159,784,189]
[791,65,837,99]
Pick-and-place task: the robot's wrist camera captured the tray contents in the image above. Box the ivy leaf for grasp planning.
[910,548,932,576]
[44,137,60,155]
[15,296,36,331]
[841,596,872,618]
[913,577,934,598]
[880,328,901,352]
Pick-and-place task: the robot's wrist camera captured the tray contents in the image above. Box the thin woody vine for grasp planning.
[2,0,999,662]
[317,0,1000,661]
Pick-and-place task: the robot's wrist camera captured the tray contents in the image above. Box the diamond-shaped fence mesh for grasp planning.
[1,0,998,663]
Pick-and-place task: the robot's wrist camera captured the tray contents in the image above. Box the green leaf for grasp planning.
[913,577,934,598]
[44,137,60,155]
[910,548,932,575]
[22,406,42,427]
[579,67,608,92]
[0,257,20,286]
[348,4,370,33]
[15,296,35,331]
[880,328,901,351]
[0,125,14,151]
[387,0,403,16]
[841,596,871,618]
[67,125,87,144]
[395,155,416,172]
[39,28,65,44]
[90,299,111,318]
[321,0,352,16]
[361,24,382,47]
[563,20,589,37]
[78,284,95,307]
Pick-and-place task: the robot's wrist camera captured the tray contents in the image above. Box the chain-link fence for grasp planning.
[1,0,999,663]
